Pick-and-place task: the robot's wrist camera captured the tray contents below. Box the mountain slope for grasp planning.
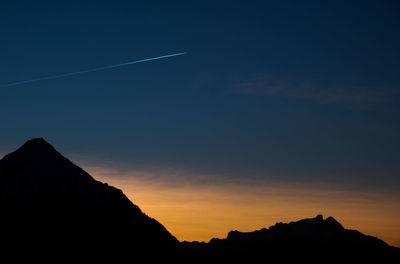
[0,138,177,261]
[181,214,399,262]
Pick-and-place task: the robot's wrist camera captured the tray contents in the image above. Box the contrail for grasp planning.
[1,52,187,87]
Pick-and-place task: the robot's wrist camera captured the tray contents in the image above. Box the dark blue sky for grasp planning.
[1,0,399,189]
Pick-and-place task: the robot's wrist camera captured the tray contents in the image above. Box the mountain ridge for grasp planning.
[181,214,399,262]
[0,138,398,262]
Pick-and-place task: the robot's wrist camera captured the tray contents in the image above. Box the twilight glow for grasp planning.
[85,164,400,247]
[1,0,399,251]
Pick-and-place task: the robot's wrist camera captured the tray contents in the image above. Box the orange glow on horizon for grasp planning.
[85,165,400,248]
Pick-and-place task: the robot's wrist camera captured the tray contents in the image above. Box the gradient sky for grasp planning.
[1,0,400,246]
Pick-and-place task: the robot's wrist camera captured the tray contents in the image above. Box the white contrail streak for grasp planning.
[1,52,187,87]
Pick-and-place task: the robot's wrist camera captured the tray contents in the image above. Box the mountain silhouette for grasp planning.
[180,214,399,262]
[0,138,177,261]
[0,138,398,262]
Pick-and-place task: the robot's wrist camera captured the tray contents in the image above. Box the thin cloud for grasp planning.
[234,74,398,107]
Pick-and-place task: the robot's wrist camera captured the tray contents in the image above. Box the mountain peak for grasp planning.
[0,137,97,199]
[16,137,56,154]
[24,137,47,143]
[1,138,71,176]
[315,214,323,221]
[0,138,178,258]
[326,216,344,229]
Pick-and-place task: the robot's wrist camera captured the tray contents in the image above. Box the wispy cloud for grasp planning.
[234,74,398,107]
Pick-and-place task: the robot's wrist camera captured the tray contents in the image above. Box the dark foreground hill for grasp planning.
[0,138,398,262]
[0,138,178,261]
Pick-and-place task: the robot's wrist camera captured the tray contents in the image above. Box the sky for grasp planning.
[1,0,400,246]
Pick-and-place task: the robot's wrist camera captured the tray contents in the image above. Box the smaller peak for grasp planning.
[315,214,324,221]
[326,216,336,222]
[227,230,240,236]
[326,216,344,229]
[227,230,243,240]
